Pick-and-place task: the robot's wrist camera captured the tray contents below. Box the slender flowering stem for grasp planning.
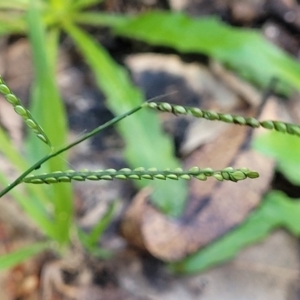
[146,102,300,136]
[0,101,148,198]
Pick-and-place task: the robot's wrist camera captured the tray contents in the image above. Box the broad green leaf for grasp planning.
[170,191,300,274]
[0,242,49,270]
[93,11,300,93]
[253,131,300,185]
[65,23,187,217]
[26,0,72,244]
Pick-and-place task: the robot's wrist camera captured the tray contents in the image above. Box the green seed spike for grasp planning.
[0,76,52,147]
[22,167,260,185]
[147,102,300,138]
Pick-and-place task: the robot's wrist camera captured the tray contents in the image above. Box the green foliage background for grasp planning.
[0,0,300,273]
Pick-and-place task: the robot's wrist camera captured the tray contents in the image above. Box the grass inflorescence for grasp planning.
[23,167,259,184]
[147,102,300,136]
[0,76,51,146]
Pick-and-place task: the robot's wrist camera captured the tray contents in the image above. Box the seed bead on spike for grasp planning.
[100,175,113,180]
[245,117,260,128]
[204,111,219,120]
[72,175,85,181]
[115,174,127,180]
[119,168,132,174]
[166,174,179,180]
[6,94,20,105]
[190,108,203,117]
[87,175,99,180]
[287,125,300,135]
[231,171,247,181]
[31,179,44,184]
[161,102,172,112]
[203,168,213,176]
[213,173,223,181]
[260,121,274,130]
[233,116,246,125]
[128,174,140,180]
[195,174,207,181]
[180,174,191,180]
[173,105,187,115]
[142,174,153,179]
[0,84,10,94]
[188,167,200,174]
[45,177,58,184]
[147,102,158,109]
[219,114,234,123]
[154,174,166,180]
[273,121,287,133]
[58,176,71,182]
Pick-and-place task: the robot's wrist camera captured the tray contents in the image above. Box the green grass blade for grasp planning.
[169,191,300,274]
[0,242,49,270]
[26,1,72,244]
[71,0,104,10]
[254,132,300,185]
[74,12,128,27]
[102,11,300,94]
[78,201,116,250]
[64,23,187,217]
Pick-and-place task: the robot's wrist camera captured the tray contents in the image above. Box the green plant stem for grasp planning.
[0,101,147,198]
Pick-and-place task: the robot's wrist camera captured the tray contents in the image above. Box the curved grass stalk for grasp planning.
[0,76,52,146]
[147,102,300,136]
[22,167,258,184]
